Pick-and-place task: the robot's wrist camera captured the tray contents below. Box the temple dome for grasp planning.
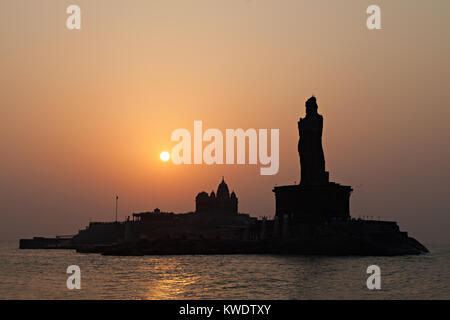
[195,177,238,215]
[196,191,209,201]
[217,177,230,199]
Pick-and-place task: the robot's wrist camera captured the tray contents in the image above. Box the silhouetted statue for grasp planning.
[298,96,329,186]
[274,96,351,222]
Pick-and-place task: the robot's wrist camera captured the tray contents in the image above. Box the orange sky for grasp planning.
[0,0,449,243]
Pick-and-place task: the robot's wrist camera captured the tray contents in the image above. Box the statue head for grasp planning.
[305,96,318,115]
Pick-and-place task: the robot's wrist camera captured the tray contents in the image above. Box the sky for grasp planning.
[0,0,449,243]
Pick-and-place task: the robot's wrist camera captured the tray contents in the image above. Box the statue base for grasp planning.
[273,182,353,223]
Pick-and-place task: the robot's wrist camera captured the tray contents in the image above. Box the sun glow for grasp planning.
[160,151,170,162]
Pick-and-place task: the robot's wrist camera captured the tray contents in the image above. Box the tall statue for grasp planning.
[298,96,329,186]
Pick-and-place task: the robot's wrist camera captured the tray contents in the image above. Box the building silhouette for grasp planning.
[19,97,429,255]
[195,177,238,215]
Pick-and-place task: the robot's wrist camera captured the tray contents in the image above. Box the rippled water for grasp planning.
[0,241,449,299]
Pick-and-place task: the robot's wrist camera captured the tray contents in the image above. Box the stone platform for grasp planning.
[273,182,353,223]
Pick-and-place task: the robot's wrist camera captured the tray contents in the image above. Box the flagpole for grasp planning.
[115,195,118,222]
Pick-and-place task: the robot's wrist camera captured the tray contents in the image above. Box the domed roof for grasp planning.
[210,191,216,198]
[217,177,230,199]
[196,191,209,200]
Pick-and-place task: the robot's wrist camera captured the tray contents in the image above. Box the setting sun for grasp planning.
[160,151,170,162]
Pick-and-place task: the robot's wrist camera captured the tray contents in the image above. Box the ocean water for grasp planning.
[0,241,448,299]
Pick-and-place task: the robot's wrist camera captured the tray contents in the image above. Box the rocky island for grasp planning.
[20,97,428,256]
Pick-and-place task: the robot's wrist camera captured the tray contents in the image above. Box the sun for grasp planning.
[160,151,170,162]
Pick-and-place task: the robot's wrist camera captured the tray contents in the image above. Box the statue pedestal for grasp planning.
[273,182,353,223]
